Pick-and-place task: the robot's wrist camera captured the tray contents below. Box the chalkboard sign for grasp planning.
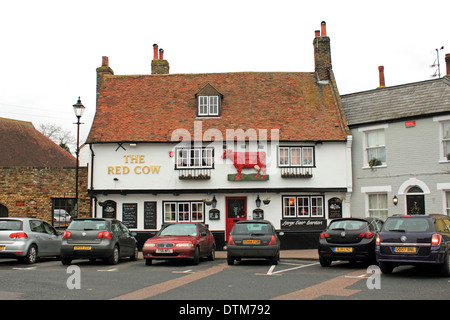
[122,203,137,229]
[144,201,157,229]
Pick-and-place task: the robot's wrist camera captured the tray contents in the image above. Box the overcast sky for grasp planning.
[1,0,449,146]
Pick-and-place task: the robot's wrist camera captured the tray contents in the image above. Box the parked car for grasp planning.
[0,218,62,264]
[143,222,215,265]
[60,218,138,265]
[376,214,450,276]
[318,217,383,267]
[226,220,282,265]
[53,209,72,228]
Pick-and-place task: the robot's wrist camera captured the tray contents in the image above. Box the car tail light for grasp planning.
[228,235,235,245]
[431,234,442,247]
[376,234,381,245]
[268,235,277,245]
[320,232,330,239]
[358,232,374,239]
[9,232,28,239]
[62,231,72,239]
[98,231,112,239]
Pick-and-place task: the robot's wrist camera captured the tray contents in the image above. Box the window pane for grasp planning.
[279,147,289,166]
[290,148,301,166]
[297,197,309,216]
[283,197,296,217]
[191,202,203,222]
[178,203,190,221]
[368,194,388,220]
[202,149,213,167]
[190,149,201,167]
[164,203,176,222]
[177,149,188,168]
[367,130,385,147]
[311,197,323,217]
[443,122,450,139]
[302,147,314,166]
[199,96,208,115]
[209,96,218,115]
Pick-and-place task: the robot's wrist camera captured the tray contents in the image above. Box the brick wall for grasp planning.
[0,166,90,224]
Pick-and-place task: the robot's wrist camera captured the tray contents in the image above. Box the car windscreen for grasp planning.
[0,219,23,231]
[382,217,434,233]
[157,224,198,236]
[328,220,367,231]
[231,223,271,235]
[68,220,108,231]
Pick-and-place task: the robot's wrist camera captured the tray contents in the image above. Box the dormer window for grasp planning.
[196,83,222,117]
[198,96,219,116]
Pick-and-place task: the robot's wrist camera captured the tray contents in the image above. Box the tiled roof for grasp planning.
[0,118,76,167]
[342,77,450,127]
[87,72,348,143]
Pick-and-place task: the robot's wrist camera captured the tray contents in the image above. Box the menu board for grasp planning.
[122,203,137,229]
[144,201,157,229]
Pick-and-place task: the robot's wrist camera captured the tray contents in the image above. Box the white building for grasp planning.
[85,22,352,249]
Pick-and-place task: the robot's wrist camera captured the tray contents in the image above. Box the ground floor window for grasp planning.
[446,191,450,217]
[163,201,204,223]
[368,193,388,220]
[282,195,324,218]
[52,198,76,227]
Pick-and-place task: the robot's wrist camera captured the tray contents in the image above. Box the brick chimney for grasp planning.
[446,53,450,77]
[151,43,170,75]
[378,66,386,88]
[96,56,114,92]
[313,21,332,81]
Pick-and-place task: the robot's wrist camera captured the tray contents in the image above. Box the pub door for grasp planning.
[225,197,247,241]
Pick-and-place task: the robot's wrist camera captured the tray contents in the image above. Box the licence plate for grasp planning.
[73,246,91,251]
[393,247,416,253]
[0,245,5,251]
[333,247,353,253]
[243,239,261,245]
[156,248,173,254]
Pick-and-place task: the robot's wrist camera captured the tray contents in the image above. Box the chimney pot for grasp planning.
[378,66,385,88]
[102,56,109,67]
[159,48,164,60]
[315,30,320,37]
[320,21,327,37]
[153,44,159,60]
[445,53,450,76]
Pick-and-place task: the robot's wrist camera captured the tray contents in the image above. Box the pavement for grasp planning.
[215,249,319,260]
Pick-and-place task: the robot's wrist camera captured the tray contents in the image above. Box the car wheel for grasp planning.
[130,246,138,261]
[438,251,450,277]
[20,244,37,264]
[227,255,234,265]
[192,247,200,265]
[107,245,120,265]
[319,255,332,267]
[145,258,152,266]
[207,247,215,261]
[61,257,72,265]
[379,261,394,274]
[269,252,279,265]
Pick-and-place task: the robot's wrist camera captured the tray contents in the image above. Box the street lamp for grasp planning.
[73,97,85,218]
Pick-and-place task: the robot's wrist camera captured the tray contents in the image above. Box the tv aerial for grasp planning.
[430,46,444,78]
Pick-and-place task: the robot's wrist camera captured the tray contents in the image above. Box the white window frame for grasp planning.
[198,95,219,116]
[282,196,324,218]
[367,193,388,220]
[358,124,388,169]
[434,116,450,162]
[163,201,205,223]
[278,146,315,167]
[175,148,214,169]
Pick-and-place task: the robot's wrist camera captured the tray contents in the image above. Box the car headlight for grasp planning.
[176,243,194,248]
[144,243,156,247]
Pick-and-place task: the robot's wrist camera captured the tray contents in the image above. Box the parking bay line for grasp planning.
[255,262,320,276]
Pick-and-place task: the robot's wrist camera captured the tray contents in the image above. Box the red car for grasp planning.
[143,222,216,265]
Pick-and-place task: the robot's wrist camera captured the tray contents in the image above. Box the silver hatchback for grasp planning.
[0,218,62,264]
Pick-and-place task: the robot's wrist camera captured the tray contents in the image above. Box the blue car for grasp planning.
[376,214,450,276]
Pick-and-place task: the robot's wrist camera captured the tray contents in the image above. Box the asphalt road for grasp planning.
[0,255,448,307]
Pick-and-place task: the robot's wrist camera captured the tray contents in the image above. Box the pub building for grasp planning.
[85,22,352,250]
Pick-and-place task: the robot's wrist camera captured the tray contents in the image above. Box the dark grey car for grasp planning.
[0,218,62,264]
[226,220,282,265]
[60,218,138,265]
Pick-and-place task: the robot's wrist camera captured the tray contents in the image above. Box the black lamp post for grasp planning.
[73,97,85,218]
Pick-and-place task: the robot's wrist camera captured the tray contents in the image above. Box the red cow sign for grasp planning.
[221,149,267,180]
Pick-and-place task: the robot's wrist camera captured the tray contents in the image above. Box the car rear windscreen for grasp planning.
[382,217,434,233]
[0,219,23,231]
[68,220,107,231]
[329,220,367,231]
[232,223,271,235]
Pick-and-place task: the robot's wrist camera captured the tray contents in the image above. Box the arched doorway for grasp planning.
[406,186,425,215]
[0,204,8,217]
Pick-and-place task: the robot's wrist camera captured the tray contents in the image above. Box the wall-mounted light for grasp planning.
[256,195,261,208]
[212,195,217,208]
[169,151,174,158]
[393,195,398,206]
[113,178,119,181]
